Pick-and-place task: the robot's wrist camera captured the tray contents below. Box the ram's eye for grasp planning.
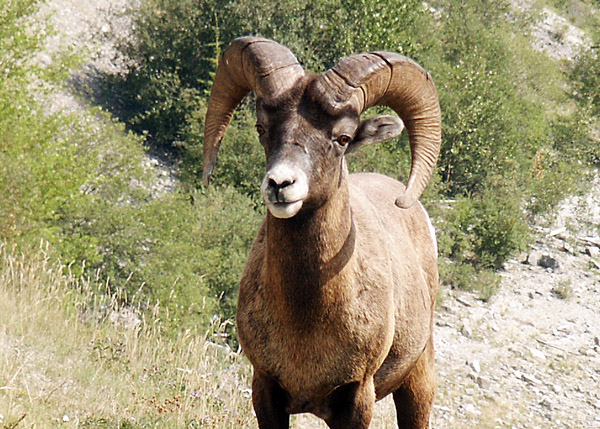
[336,135,351,146]
[256,124,266,137]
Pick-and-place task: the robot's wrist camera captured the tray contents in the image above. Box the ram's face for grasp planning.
[203,37,440,213]
[256,89,359,219]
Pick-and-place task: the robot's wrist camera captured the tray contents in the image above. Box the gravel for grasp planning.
[431,172,600,428]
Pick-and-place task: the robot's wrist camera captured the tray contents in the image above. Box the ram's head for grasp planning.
[203,37,441,218]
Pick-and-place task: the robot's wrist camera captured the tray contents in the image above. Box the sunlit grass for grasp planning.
[0,243,255,428]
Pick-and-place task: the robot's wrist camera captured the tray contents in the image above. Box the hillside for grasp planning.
[1,0,599,427]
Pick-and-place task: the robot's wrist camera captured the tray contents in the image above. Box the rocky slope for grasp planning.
[36,0,176,197]
[430,175,600,428]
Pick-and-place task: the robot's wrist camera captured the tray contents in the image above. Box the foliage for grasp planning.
[438,260,501,301]
[3,0,599,335]
[436,182,529,271]
[0,0,262,334]
[430,1,544,196]
[569,38,600,164]
[72,186,261,331]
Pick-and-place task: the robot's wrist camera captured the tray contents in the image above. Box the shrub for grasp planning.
[436,180,529,275]
[17,0,593,317]
[74,186,262,332]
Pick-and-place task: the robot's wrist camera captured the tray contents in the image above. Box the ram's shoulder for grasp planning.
[349,173,406,213]
[348,172,432,234]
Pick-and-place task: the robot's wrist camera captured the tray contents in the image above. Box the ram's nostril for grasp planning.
[280,179,294,188]
[268,177,295,190]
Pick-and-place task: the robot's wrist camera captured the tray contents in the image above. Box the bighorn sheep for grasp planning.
[203,37,441,428]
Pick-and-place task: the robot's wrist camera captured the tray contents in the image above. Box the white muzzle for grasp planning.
[261,163,309,219]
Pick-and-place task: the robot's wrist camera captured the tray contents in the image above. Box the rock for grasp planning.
[586,246,600,258]
[477,376,492,390]
[529,347,547,362]
[540,398,553,410]
[108,308,141,330]
[467,358,481,374]
[538,254,559,269]
[523,250,541,265]
[561,242,575,254]
[520,372,541,385]
[594,336,600,346]
[463,403,481,417]
[456,295,475,307]
[460,323,473,338]
[549,226,567,237]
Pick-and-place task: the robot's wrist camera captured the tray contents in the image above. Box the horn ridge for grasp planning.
[314,52,441,208]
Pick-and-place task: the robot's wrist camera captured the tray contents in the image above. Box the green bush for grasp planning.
[107,0,599,298]
[0,0,263,335]
[438,260,501,301]
[73,186,261,331]
[436,180,529,274]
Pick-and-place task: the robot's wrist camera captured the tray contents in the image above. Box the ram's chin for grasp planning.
[266,201,303,219]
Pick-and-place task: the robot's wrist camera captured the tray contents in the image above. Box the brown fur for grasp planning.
[237,170,438,428]
[204,38,441,428]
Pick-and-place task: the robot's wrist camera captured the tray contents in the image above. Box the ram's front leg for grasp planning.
[325,379,375,429]
[252,372,290,429]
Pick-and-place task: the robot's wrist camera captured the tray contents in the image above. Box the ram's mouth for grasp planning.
[266,199,304,219]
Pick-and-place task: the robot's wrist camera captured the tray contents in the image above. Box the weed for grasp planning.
[552,279,573,299]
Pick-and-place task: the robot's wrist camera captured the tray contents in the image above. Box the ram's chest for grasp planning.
[237,272,394,406]
[239,311,373,409]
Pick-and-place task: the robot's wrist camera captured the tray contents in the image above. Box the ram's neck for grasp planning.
[264,176,355,320]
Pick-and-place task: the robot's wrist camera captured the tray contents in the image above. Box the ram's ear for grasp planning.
[347,115,404,154]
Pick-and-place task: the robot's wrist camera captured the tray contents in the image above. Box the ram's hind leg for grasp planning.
[392,337,435,429]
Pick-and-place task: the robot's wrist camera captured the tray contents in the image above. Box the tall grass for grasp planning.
[0,243,426,428]
[0,243,255,428]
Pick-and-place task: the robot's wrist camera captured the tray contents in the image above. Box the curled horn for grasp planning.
[312,53,441,208]
[203,37,305,185]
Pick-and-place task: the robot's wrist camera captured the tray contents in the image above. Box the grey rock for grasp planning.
[521,372,541,385]
[586,246,600,258]
[561,242,575,254]
[538,254,559,269]
[460,323,473,338]
[467,358,481,374]
[476,376,492,390]
[540,398,553,410]
[529,347,547,362]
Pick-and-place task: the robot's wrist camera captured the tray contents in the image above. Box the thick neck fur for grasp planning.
[265,171,355,326]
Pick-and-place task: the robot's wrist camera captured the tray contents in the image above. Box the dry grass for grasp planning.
[0,243,404,428]
[0,243,255,428]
